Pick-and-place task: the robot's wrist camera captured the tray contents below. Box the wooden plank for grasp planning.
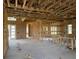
[15,0,18,7]
[7,0,10,7]
[23,0,27,8]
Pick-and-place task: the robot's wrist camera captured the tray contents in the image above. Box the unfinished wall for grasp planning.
[15,18,76,41]
[64,19,76,37]
[8,21,16,25]
[25,20,64,39]
[40,20,64,37]
[63,19,76,49]
[29,21,41,40]
[3,7,8,57]
[41,21,50,37]
[16,17,26,39]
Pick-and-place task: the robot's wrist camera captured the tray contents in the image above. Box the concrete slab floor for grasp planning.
[5,39,76,59]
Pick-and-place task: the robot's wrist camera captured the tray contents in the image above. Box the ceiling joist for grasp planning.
[23,0,27,8]
[4,0,76,20]
[15,0,18,7]
[7,0,10,7]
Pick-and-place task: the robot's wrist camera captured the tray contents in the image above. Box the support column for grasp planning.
[3,6,8,57]
[39,20,42,40]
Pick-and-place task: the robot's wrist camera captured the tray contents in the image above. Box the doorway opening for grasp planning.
[8,25,16,40]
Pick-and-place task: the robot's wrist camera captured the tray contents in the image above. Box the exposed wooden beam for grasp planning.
[61,7,75,15]
[39,0,44,4]
[46,0,56,10]
[26,0,31,8]
[38,0,41,4]
[38,0,46,9]
[15,0,18,7]
[51,0,75,15]
[23,0,27,8]
[7,8,58,19]
[42,1,51,9]
[46,0,71,10]
[60,0,61,6]
[7,0,10,7]
[29,1,34,8]
[54,4,75,15]
[7,6,51,13]
[56,7,75,17]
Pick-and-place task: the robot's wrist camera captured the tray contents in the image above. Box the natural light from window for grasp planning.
[43,26,48,31]
[8,17,16,21]
[68,24,72,34]
[51,26,57,35]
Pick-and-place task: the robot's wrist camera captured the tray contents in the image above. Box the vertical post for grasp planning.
[71,38,74,50]
[40,21,42,40]
[3,6,8,57]
[7,0,10,7]
[15,0,18,7]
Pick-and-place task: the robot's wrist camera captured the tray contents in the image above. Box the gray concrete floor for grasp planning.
[5,39,76,59]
